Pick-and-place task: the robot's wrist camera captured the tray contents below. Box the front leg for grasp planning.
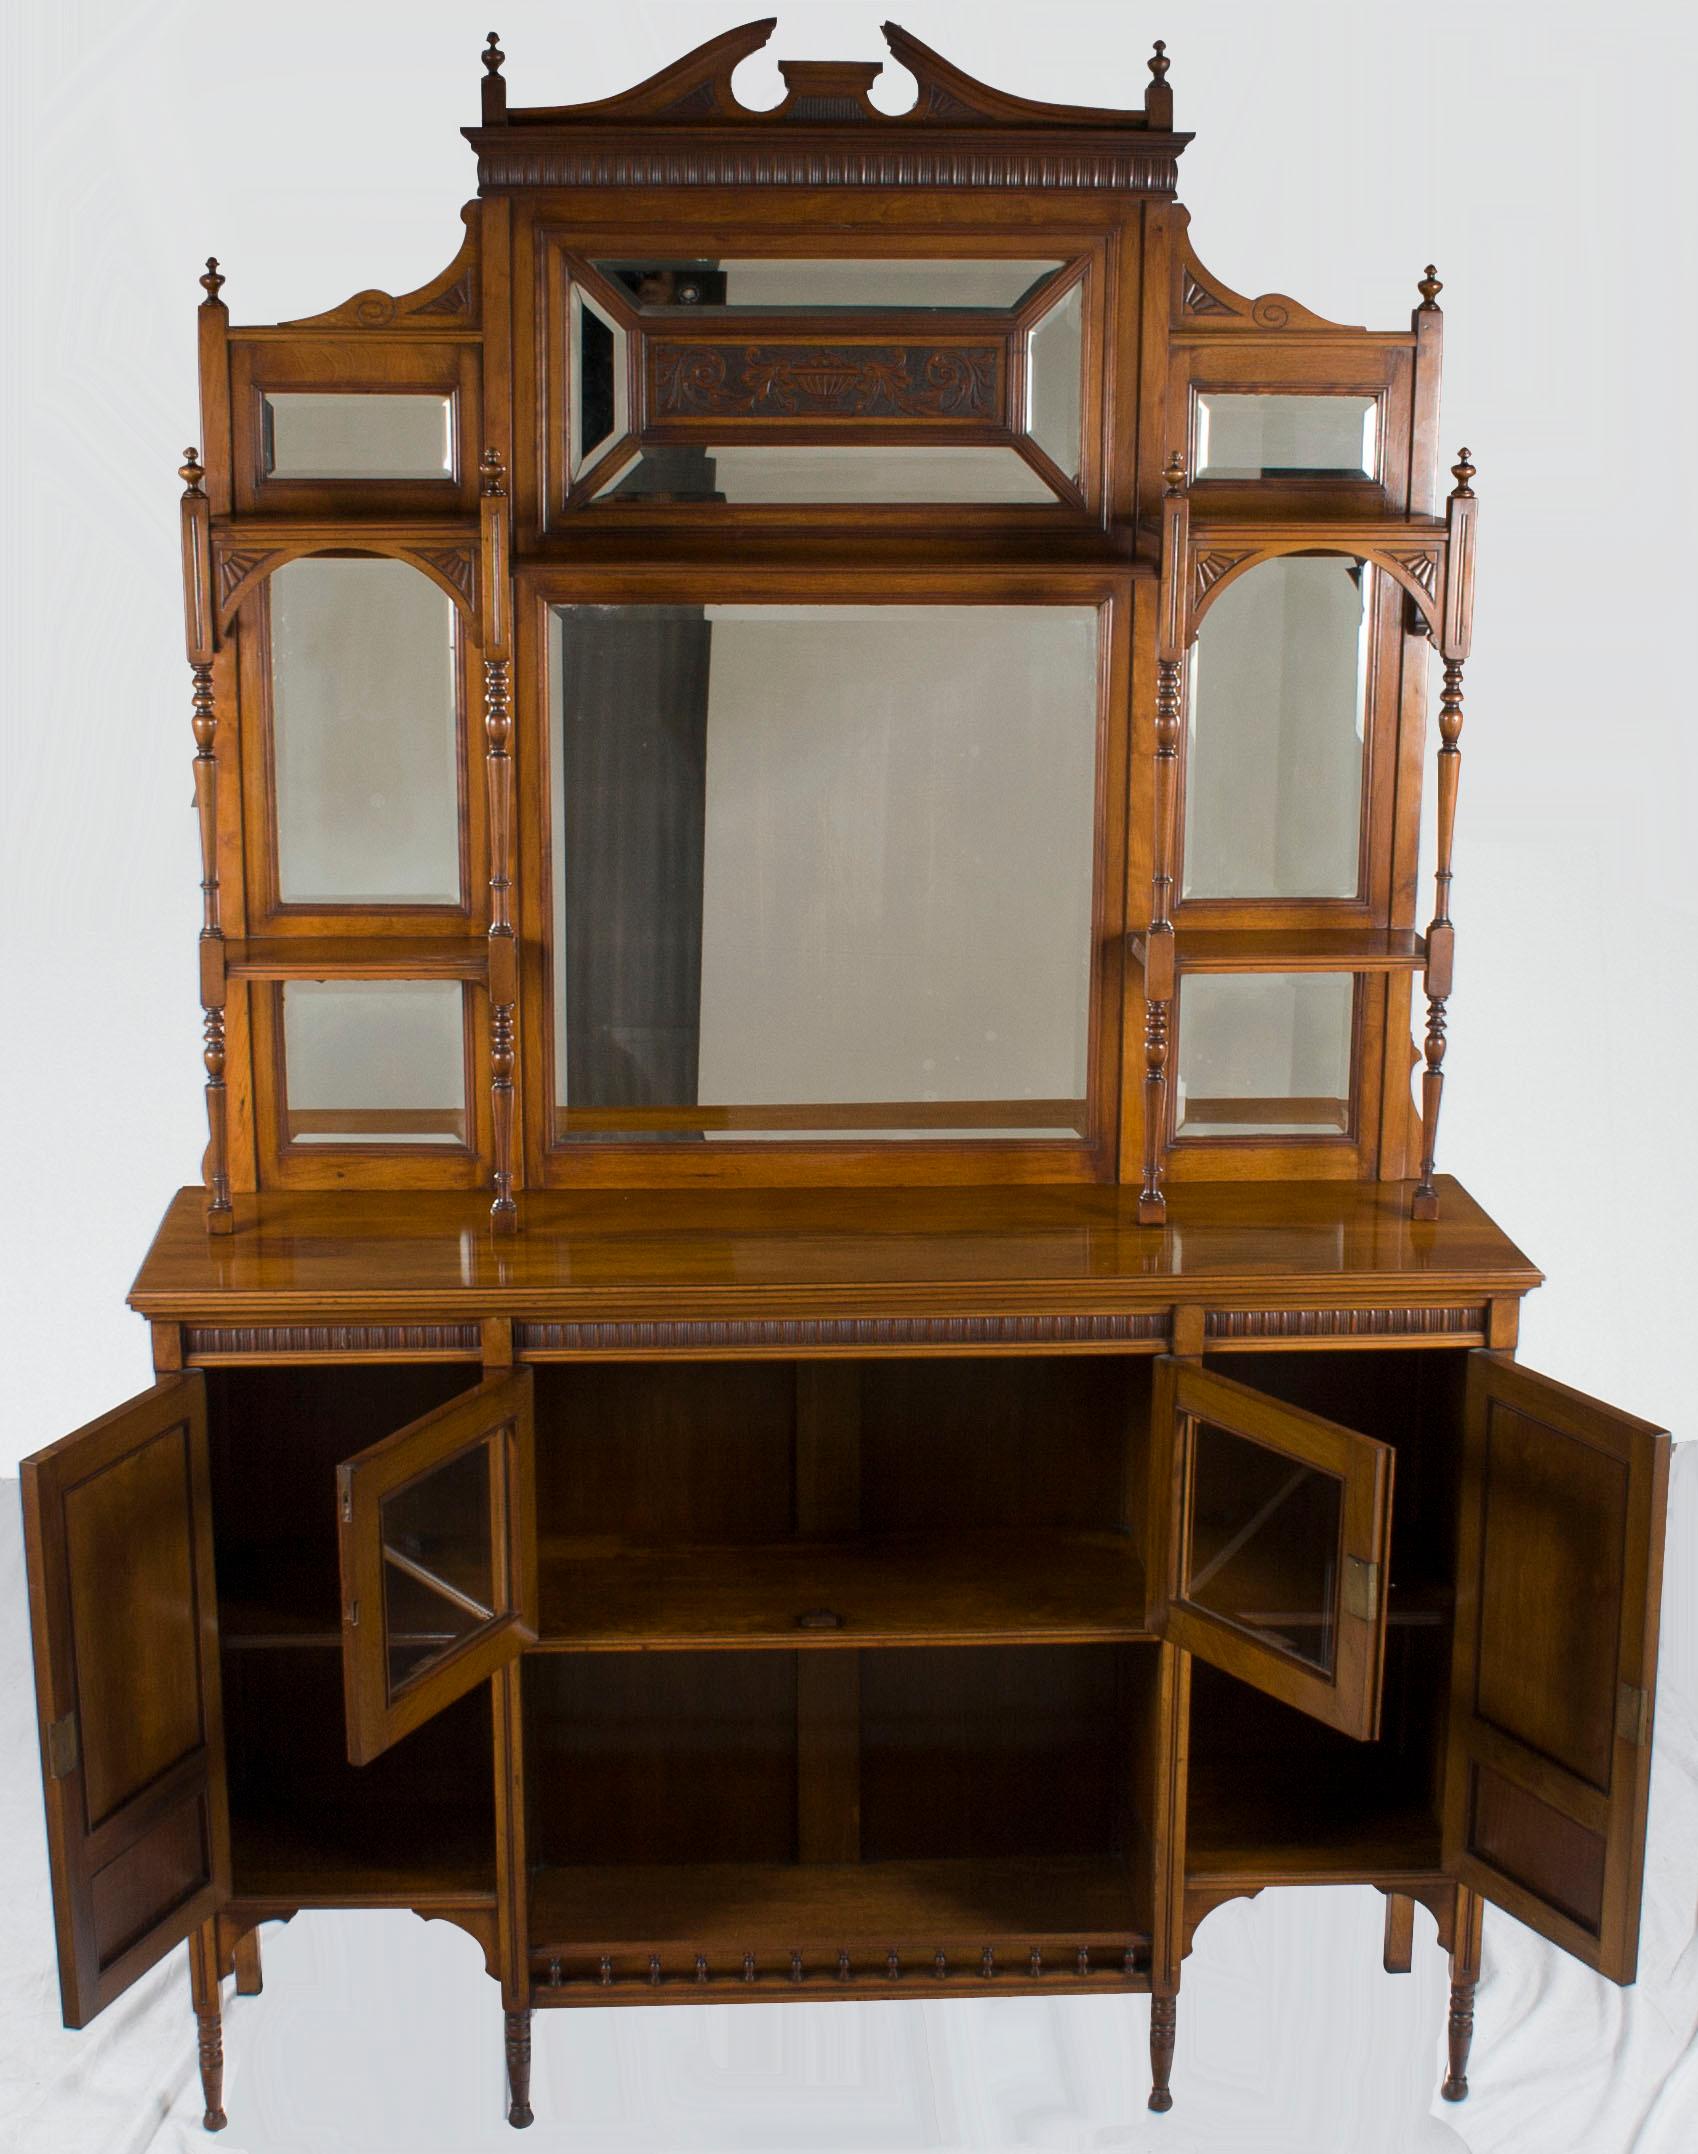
[1148,1992,1176,2112]
[1442,1888,1484,2101]
[505,2008,533,2128]
[188,1919,227,2132]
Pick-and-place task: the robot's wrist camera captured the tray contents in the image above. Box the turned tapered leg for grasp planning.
[188,1919,227,2132]
[1442,1887,1484,2101]
[505,2009,533,2129]
[233,1928,263,1997]
[1148,1992,1176,2112]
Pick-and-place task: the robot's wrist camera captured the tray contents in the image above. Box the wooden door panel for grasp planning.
[338,1369,535,1765]
[21,1374,228,2027]
[1445,1353,1669,1982]
[1151,1358,1393,1741]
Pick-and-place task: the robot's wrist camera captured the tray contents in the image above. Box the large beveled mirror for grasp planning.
[545,601,1103,1146]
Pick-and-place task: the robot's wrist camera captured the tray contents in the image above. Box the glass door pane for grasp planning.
[1154,1360,1393,1740]
[338,1373,535,1766]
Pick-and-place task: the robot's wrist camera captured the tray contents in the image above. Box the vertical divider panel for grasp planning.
[794,1364,864,1865]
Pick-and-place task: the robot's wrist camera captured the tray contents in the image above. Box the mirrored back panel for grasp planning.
[544,602,1102,1146]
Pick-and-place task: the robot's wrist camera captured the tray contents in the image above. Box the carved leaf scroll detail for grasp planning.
[649,342,1002,421]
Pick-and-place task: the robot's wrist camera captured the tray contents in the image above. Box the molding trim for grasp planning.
[517,1312,1168,1355]
[1204,1305,1486,1343]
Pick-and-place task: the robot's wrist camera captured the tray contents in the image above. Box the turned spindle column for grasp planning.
[1139,451,1190,1225]
[1442,1887,1483,2101]
[1412,449,1478,1220]
[480,448,519,1233]
[180,442,231,1234]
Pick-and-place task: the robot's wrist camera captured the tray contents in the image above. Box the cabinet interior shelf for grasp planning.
[224,936,490,980]
[528,1856,1146,1959]
[535,1529,1148,1651]
[1128,928,1428,974]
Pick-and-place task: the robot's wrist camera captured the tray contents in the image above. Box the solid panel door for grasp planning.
[338,1369,535,1765]
[1151,1357,1394,1740]
[1444,1352,1669,1981]
[20,1373,229,2027]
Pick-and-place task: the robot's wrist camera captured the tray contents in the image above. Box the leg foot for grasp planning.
[1148,1993,1176,2112]
[188,1918,227,2132]
[1442,1974,1476,2101]
[505,2008,533,2128]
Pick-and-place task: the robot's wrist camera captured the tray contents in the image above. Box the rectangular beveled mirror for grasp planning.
[1195,393,1377,481]
[262,392,456,480]
[1173,972,1356,1139]
[547,601,1101,1143]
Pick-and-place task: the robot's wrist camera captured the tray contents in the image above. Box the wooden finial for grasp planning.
[480,445,507,497]
[1418,263,1443,310]
[1149,39,1170,82]
[1163,448,1188,493]
[199,257,224,301]
[180,447,206,495]
[483,30,504,75]
[1450,447,1476,497]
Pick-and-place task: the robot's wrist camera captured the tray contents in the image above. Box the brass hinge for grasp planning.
[340,1486,352,1525]
[1343,1556,1382,1623]
[1617,1683,1652,1748]
[46,1713,79,1780]
[346,1600,359,1630]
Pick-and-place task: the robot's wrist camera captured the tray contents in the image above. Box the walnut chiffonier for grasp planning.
[21,20,1670,2134]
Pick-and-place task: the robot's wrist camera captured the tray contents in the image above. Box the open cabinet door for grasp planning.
[338,1368,535,1765]
[1151,1358,1395,1740]
[20,1374,229,2027]
[1444,1352,1669,1982]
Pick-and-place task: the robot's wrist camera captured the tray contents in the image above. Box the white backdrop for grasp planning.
[1,4,1694,2149]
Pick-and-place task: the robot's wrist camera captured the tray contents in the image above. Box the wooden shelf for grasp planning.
[232,1805,496,1905]
[1129,928,1426,975]
[529,1856,1144,1957]
[224,936,488,980]
[536,1529,1149,1650]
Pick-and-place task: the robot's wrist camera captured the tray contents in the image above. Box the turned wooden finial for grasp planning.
[199,257,224,301]
[180,447,206,495]
[1418,263,1444,310]
[1451,446,1476,497]
[1148,39,1171,82]
[480,445,507,496]
[1163,447,1188,494]
[483,30,504,75]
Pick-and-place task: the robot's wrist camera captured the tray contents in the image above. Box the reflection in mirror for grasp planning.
[594,444,1059,504]
[549,603,1099,1141]
[271,558,461,905]
[382,1441,495,1695]
[1025,278,1083,485]
[1175,972,1354,1138]
[570,285,628,480]
[1195,394,1377,480]
[1183,556,1368,900]
[282,980,468,1146]
[1185,1420,1343,1671]
[262,392,455,480]
[593,258,1063,311]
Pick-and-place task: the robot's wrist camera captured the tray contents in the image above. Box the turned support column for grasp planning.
[1412,449,1478,1221]
[1148,1991,1177,2112]
[188,1918,227,2132]
[505,2007,533,2128]
[481,448,518,1234]
[1442,1885,1484,2101]
[1140,451,1190,1226]
[181,441,231,1234]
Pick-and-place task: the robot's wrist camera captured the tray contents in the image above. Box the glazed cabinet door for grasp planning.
[337,1369,535,1765]
[20,1374,229,2027]
[1444,1353,1670,1982]
[1150,1358,1394,1739]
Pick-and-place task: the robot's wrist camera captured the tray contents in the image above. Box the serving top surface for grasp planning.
[130,1177,1539,1325]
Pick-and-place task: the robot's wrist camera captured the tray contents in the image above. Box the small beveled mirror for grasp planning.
[1173,972,1355,1139]
[269,557,462,907]
[262,392,455,480]
[1025,278,1084,486]
[281,980,469,1147]
[1183,555,1369,901]
[1195,393,1377,481]
[570,285,628,482]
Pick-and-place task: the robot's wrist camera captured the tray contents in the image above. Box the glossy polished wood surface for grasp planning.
[131,1175,1539,1323]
